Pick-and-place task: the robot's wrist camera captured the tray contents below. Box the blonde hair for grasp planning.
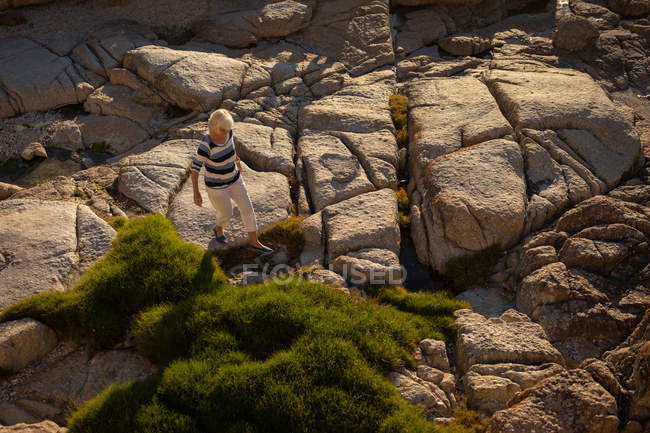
[208,109,234,135]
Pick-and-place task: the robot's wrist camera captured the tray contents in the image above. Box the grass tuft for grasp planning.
[396,188,411,232]
[90,142,109,153]
[107,216,128,231]
[389,94,409,149]
[443,244,502,290]
[259,216,305,262]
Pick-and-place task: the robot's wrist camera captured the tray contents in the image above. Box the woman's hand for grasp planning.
[193,192,202,207]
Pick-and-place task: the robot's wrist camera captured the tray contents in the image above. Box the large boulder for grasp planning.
[489,369,620,433]
[78,114,150,156]
[0,38,93,118]
[117,139,197,214]
[483,69,642,189]
[423,139,527,272]
[168,162,292,251]
[0,200,115,312]
[454,309,565,375]
[123,45,248,112]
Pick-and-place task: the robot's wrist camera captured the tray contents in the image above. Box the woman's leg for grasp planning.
[229,178,268,248]
[206,187,233,233]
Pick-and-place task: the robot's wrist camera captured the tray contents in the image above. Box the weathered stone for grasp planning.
[332,248,401,286]
[232,122,294,177]
[298,133,374,211]
[117,139,196,214]
[0,182,22,200]
[489,369,619,433]
[0,200,115,311]
[553,13,599,52]
[78,114,150,155]
[258,0,313,38]
[424,139,526,272]
[388,367,454,417]
[407,76,513,172]
[464,362,564,413]
[323,188,400,261]
[419,339,450,372]
[83,84,164,130]
[438,35,492,56]
[455,286,515,318]
[168,163,291,250]
[0,37,93,118]
[0,319,57,372]
[455,309,564,374]
[484,69,642,188]
[19,142,47,161]
[0,421,66,433]
[3,347,155,425]
[517,245,559,278]
[123,45,247,112]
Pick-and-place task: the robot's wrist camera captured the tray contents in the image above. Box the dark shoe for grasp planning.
[248,244,273,253]
[214,227,227,243]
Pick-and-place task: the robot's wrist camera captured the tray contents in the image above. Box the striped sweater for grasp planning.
[191,131,240,189]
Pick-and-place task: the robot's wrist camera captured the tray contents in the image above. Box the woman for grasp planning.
[190,109,273,253]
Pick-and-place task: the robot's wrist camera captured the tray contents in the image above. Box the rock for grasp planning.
[608,0,650,17]
[463,362,564,413]
[454,309,564,374]
[322,188,400,261]
[305,268,349,294]
[297,133,374,211]
[455,286,514,318]
[332,248,402,286]
[83,84,164,131]
[553,13,599,52]
[517,245,559,278]
[388,367,454,417]
[168,162,291,250]
[489,369,620,433]
[78,114,150,155]
[0,37,93,118]
[0,319,57,372]
[394,7,452,58]
[438,35,492,56]
[0,421,66,433]
[46,120,84,152]
[290,0,394,76]
[299,69,395,134]
[0,200,115,311]
[406,76,513,173]
[232,122,295,177]
[117,139,197,214]
[2,347,155,425]
[0,182,22,200]
[258,0,313,38]
[418,339,450,372]
[123,45,248,112]
[424,139,526,273]
[19,142,47,161]
[484,69,642,189]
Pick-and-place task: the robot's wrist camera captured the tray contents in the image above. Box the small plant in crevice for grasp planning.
[107,216,128,231]
[396,187,411,232]
[90,142,109,153]
[389,94,409,149]
[443,244,503,291]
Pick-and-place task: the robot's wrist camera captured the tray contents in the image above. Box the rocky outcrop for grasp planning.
[489,369,620,433]
[515,185,650,366]
[231,123,295,177]
[117,139,197,214]
[123,45,248,112]
[0,38,93,118]
[0,200,115,311]
[0,421,66,433]
[388,339,457,419]
[0,319,57,372]
[0,345,155,426]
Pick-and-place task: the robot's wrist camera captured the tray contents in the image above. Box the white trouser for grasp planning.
[206,176,258,232]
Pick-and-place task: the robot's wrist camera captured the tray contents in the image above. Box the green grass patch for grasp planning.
[0,214,227,346]
[396,188,411,232]
[259,216,305,262]
[390,94,409,149]
[90,142,109,153]
[443,244,502,290]
[2,214,474,433]
[107,216,128,231]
